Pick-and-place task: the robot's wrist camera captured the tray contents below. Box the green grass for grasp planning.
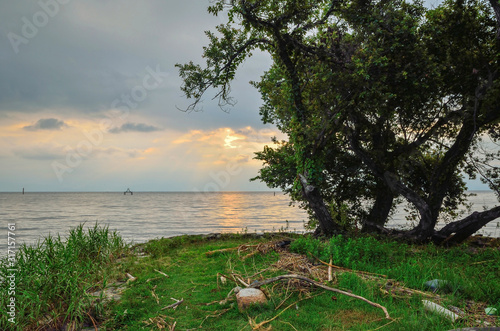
[0,223,128,331]
[290,235,500,303]
[1,227,499,330]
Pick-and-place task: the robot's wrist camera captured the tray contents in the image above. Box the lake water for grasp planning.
[0,191,499,253]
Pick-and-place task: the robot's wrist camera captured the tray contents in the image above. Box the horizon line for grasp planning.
[1,190,282,193]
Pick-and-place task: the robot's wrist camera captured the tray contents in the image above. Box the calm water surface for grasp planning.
[0,191,498,253]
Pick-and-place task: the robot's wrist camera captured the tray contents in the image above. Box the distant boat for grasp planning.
[124,188,133,195]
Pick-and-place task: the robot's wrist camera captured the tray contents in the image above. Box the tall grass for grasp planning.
[0,223,127,331]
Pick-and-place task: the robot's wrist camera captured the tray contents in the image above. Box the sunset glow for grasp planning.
[0,1,276,192]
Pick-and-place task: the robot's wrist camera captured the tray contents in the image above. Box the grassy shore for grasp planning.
[1,225,499,330]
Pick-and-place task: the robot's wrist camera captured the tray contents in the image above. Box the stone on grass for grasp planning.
[236,288,267,311]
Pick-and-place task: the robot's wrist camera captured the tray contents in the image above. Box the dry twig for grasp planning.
[161,298,184,310]
[85,311,98,331]
[155,269,169,277]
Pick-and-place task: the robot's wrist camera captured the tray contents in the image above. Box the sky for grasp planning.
[0,0,490,192]
[0,0,282,192]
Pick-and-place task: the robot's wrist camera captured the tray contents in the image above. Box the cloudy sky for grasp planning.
[0,0,282,192]
[0,0,489,192]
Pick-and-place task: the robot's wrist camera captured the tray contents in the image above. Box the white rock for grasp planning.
[236,288,267,311]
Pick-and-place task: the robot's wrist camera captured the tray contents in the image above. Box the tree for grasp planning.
[177,0,500,243]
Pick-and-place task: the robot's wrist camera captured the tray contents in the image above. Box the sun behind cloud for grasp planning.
[224,130,243,149]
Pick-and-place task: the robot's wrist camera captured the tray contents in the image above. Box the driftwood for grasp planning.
[248,274,391,319]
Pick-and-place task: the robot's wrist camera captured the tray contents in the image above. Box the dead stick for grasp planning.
[234,274,249,287]
[248,274,390,319]
[155,269,169,277]
[161,298,184,310]
[328,257,333,282]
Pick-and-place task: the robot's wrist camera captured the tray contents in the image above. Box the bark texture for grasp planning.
[433,206,500,245]
[299,174,342,236]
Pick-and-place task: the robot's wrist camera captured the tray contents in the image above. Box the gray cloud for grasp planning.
[108,122,162,134]
[0,0,270,129]
[13,147,63,160]
[23,118,67,131]
[236,154,250,164]
[0,0,276,191]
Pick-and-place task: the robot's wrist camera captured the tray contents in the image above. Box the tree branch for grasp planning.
[248,274,391,319]
[434,205,500,244]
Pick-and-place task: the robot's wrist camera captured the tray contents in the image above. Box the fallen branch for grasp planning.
[161,298,184,310]
[126,273,137,282]
[248,274,391,319]
[155,269,169,277]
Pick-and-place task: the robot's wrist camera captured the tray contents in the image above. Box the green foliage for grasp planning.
[179,0,500,240]
[0,223,127,330]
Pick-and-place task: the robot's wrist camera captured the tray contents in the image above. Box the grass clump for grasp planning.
[0,223,127,331]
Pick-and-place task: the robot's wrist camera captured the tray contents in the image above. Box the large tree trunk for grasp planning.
[382,171,437,240]
[299,174,342,236]
[362,181,394,233]
[432,206,500,245]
